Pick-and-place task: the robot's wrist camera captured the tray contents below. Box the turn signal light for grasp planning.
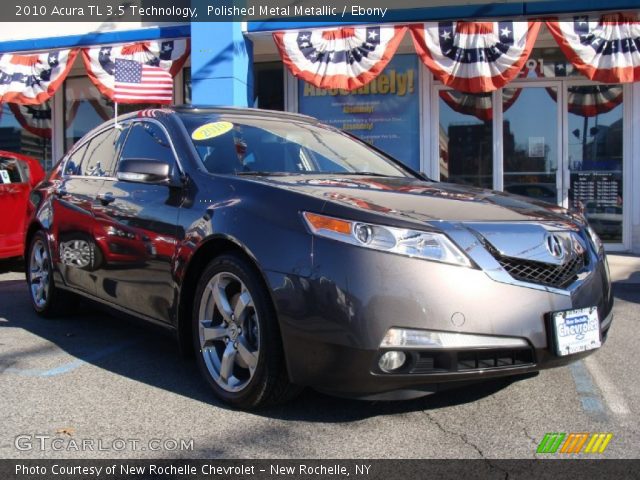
[302,212,352,235]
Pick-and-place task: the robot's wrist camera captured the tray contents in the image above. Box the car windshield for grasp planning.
[179,113,413,178]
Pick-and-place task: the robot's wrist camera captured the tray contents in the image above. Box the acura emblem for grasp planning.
[545,234,565,259]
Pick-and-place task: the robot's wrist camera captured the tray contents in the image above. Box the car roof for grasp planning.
[71,106,320,156]
[171,105,318,123]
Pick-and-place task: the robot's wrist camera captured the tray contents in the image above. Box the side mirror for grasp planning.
[117,159,171,184]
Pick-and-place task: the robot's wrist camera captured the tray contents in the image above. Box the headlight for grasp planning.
[302,212,472,267]
[586,225,604,254]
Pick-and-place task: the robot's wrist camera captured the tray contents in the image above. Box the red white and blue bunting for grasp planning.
[0,49,79,105]
[439,87,524,121]
[8,103,52,138]
[410,22,540,93]
[81,39,190,101]
[545,84,624,118]
[545,14,640,84]
[273,26,407,91]
[532,61,625,117]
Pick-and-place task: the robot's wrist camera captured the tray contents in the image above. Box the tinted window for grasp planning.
[119,122,175,167]
[80,128,121,177]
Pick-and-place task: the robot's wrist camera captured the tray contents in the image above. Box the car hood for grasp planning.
[246,175,574,224]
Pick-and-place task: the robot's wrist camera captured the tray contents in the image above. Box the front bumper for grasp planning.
[267,235,614,399]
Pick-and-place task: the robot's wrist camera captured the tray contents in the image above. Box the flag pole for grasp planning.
[114,101,119,128]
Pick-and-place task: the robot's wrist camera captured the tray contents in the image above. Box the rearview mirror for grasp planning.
[117,159,171,184]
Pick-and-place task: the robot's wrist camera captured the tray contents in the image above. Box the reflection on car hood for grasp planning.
[247,175,575,224]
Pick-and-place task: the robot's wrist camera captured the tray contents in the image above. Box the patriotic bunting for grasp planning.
[8,103,52,138]
[546,14,640,84]
[544,84,624,118]
[410,22,540,92]
[565,85,624,117]
[273,26,407,90]
[0,49,79,105]
[532,60,624,117]
[439,87,523,121]
[6,81,113,140]
[81,39,189,101]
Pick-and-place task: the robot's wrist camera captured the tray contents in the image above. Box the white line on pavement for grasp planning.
[584,356,630,416]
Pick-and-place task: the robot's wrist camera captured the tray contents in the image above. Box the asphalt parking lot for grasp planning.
[1,258,638,459]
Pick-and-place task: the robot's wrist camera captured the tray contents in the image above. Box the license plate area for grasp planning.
[551,307,601,357]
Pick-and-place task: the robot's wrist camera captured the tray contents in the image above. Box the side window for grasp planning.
[79,128,121,177]
[0,157,26,184]
[64,143,90,176]
[118,122,175,168]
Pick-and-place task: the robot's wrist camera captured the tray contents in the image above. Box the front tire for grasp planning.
[192,254,299,408]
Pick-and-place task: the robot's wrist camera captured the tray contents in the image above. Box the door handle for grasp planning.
[96,192,115,205]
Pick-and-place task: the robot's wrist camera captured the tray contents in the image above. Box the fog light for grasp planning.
[378,351,407,372]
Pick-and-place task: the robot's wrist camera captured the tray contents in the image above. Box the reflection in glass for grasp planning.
[439,92,492,188]
[64,77,160,151]
[503,87,558,204]
[184,67,191,104]
[64,77,113,150]
[0,103,51,171]
[568,85,623,243]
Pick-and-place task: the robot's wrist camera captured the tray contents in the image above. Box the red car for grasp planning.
[0,151,45,259]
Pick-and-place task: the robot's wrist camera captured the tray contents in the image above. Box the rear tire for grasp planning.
[192,254,300,408]
[27,231,72,317]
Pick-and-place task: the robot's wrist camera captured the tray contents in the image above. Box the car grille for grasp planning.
[496,254,586,289]
[409,348,534,374]
[483,242,587,289]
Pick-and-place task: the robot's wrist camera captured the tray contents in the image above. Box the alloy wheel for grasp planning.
[29,239,50,309]
[198,272,260,393]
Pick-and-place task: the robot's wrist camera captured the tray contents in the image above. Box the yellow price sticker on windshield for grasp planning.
[192,121,233,140]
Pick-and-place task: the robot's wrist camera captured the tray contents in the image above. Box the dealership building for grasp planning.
[0,1,639,252]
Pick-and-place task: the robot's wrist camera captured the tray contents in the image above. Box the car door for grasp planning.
[52,127,123,295]
[0,155,32,257]
[93,120,182,323]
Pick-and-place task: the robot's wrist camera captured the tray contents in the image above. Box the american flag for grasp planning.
[114,58,173,104]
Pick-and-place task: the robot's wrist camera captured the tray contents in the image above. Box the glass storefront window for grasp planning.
[0,103,51,171]
[64,77,113,151]
[254,62,284,111]
[184,67,191,104]
[503,86,559,204]
[438,91,493,188]
[568,85,623,243]
[64,77,164,152]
